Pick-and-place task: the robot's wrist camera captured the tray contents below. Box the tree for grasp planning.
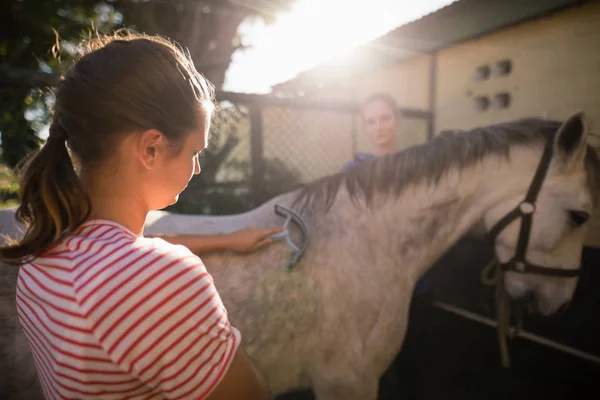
[0,0,120,167]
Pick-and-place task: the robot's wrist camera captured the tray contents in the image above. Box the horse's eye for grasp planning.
[568,210,590,227]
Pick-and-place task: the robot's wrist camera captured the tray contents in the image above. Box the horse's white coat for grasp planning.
[0,113,597,399]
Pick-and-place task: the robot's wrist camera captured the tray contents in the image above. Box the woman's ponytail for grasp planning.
[0,119,91,265]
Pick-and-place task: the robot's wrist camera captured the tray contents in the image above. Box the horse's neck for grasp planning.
[144,210,253,235]
[144,193,299,236]
[372,144,543,283]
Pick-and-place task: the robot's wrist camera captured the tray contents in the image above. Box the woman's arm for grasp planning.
[151,226,285,255]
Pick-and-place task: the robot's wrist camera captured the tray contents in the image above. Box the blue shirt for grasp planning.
[341,153,432,296]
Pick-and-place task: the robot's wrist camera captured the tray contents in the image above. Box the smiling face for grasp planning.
[483,113,599,316]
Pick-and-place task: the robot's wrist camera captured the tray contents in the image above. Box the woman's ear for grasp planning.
[137,129,167,170]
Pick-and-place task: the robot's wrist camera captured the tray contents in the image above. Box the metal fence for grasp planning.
[200,91,434,203]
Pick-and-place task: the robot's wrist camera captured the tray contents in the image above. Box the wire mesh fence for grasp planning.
[168,91,432,215]
[261,105,356,183]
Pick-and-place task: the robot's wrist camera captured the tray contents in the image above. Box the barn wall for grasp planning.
[435,0,600,246]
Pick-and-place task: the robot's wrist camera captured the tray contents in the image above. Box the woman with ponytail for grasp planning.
[0,31,272,399]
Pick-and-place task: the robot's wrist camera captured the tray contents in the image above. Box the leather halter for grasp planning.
[486,136,580,278]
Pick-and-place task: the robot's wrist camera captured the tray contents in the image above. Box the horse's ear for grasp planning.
[553,111,589,170]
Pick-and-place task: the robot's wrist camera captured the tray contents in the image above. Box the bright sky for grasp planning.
[223,0,455,94]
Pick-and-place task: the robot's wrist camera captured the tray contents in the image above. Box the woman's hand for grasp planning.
[149,225,286,255]
[225,226,286,253]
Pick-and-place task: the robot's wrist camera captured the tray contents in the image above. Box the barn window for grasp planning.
[492,92,511,109]
[473,95,490,111]
[493,59,512,77]
[474,64,490,81]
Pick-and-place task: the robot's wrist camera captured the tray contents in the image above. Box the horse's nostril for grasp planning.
[513,290,535,305]
[555,302,571,316]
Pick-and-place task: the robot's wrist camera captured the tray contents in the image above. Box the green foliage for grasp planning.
[1,0,120,168]
[0,161,19,206]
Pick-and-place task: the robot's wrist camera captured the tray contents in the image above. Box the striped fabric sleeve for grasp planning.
[74,237,242,400]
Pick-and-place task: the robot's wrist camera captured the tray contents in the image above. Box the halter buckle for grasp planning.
[519,202,535,215]
[515,261,526,272]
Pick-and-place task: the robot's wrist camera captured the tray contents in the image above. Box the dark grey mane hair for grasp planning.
[293,117,600,214]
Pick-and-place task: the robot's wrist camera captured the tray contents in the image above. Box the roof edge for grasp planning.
[273,0,590,92]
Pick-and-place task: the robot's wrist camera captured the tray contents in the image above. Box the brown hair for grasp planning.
[0,30,215,265]
[361,92,400,118]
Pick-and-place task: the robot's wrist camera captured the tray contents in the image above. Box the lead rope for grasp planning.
[480,259,525,368]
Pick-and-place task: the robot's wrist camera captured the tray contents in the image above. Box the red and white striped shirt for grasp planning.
[16,219,241,399]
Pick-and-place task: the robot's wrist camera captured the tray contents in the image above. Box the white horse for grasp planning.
[0,112,598,399]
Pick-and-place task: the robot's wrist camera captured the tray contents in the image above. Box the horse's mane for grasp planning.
[293,118,600,213]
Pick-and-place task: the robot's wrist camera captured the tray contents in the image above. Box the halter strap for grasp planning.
[486,136,580,278]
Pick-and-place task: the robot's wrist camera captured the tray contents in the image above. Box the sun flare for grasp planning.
[224,0,455,94]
